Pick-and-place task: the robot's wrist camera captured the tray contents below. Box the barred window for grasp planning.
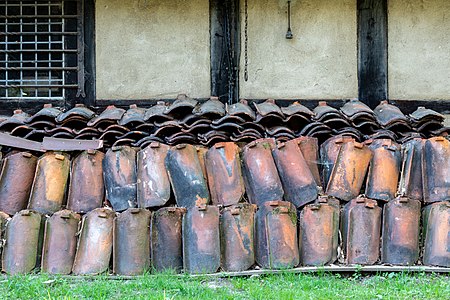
[0,0,84,100]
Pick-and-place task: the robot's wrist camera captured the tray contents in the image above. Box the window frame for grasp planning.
[0,0,95,113]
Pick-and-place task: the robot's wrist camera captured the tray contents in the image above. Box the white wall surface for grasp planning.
[389,0,450,100]
[239,0,358,99]
[96,0,210,100]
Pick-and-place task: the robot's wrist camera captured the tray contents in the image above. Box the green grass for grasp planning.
[0,272,448,300]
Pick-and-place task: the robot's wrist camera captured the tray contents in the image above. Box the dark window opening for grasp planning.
[0,0,82,101]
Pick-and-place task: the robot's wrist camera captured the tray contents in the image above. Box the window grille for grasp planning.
[0,0,84,100]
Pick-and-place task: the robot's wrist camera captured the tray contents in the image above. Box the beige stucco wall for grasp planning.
[239,0,357,99]
[389,0,450,100]
[95,0,210,100]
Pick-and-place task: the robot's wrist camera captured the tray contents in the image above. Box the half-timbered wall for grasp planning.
[389,0,450,100]
[238,0,358,100]
[95,0,211,100]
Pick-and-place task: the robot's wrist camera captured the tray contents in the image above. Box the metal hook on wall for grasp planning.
[286,0,293,39]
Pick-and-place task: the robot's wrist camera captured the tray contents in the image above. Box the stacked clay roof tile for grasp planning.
[0,96,448,275]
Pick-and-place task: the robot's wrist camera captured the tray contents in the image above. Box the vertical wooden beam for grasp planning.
[357,0,388,108]
[210,0,240,104]
[83,0,96,107]
[68,0,95,109]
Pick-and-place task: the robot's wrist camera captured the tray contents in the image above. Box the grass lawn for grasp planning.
[0,271,448,299]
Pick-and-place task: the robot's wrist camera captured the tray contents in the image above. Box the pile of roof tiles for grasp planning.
[1,95,448,148]
[0,97,448,276]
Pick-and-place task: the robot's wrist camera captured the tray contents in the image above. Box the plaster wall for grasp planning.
[95,0,210,100]
[389,0,450,100]
[239,0,358,99]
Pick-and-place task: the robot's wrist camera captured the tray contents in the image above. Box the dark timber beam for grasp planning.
[65,0,96,109]
[357,0,388,109]
[82,0,96,107]
[210,0,240,104]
